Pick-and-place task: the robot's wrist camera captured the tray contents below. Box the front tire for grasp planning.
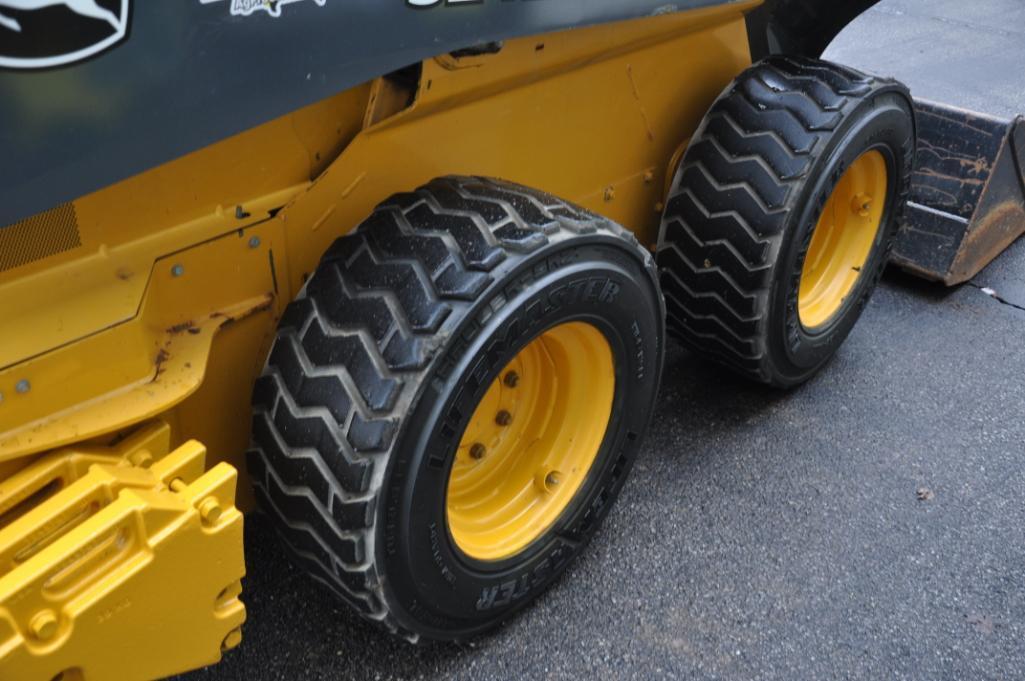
[657,56,915,387]
[249,176,664,641]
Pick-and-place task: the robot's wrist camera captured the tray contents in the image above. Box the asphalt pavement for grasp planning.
[824,0,1025,121]
[183,2,1025,679]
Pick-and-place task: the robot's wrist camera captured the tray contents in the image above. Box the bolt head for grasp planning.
[29,610,58,640]
[495,410,512,426]
[248,236,261,249]
[503,371,519,388]
[171,264,185,277]
[15,379,30,394]
[469,443,486,460]
[852,194,873,218]
[537,469,563,493]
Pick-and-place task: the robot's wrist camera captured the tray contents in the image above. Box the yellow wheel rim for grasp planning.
[798,149,888,330]
[446,321,615,562]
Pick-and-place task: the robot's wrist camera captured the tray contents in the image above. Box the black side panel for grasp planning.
[746,0,881,60]
[0,0,742,228]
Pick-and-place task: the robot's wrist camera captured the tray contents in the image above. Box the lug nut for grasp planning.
[222,627,243,651]
[503,371,519,388]
[537,469,562,493]
[199,497,223,525]
[29,610,58,641]
[469,443,486,460]
[495,410,512,426]
[852,193,873,218]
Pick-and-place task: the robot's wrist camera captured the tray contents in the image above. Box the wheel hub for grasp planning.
[445,321,615,562]
[798,149,888,330]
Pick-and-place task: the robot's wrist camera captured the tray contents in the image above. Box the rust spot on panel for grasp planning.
[950,201,1025,284]
[166,321,196,335]
[152,348,171,383]
[626,65,655,143]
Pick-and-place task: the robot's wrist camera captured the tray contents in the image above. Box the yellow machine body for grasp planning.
[0,3,759,677]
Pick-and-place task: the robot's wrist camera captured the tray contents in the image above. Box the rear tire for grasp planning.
[657,56,915,387]
[249,176,664,641]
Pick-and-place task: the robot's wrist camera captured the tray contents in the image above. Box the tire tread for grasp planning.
[658,56,907,383]
[250,175,648,641]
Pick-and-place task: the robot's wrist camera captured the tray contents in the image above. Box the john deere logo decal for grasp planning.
[0,0,129,69]
[199,0,327,19]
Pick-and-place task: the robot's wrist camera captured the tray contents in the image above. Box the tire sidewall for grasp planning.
[378,239,663,639]
[767,90,914,385]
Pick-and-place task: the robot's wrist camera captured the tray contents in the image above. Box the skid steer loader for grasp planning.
[0,1,1020,678]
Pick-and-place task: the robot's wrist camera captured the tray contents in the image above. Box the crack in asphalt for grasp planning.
[967,281,1025,313]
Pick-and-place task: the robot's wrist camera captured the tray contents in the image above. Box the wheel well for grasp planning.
[746,0,881,59]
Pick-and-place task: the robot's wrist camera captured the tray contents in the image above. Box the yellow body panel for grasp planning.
[2,2,756,473]
[0,84,369,371]
[0,3,758,677]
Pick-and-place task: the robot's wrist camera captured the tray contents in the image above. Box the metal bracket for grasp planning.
[0,423,246,681]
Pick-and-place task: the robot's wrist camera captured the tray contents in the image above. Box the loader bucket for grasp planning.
[892,101,1025,285]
